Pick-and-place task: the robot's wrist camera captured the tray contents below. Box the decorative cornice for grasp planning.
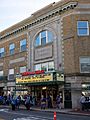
[0,1,78,40]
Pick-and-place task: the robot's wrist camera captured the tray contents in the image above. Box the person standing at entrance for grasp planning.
[47,94,53,108]
[79,93,86,111]
[56,94,61,109]
[41,95,46,109]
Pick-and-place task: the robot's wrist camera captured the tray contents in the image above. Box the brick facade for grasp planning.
[0,0,90,108]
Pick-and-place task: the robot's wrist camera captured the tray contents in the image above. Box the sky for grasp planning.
[0,0,61,32]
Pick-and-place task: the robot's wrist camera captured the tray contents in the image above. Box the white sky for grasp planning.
[0,0,61,32]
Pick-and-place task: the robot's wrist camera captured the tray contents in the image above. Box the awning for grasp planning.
[16,81,64,86]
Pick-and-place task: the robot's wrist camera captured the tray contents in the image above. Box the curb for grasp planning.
[0,105,90,116]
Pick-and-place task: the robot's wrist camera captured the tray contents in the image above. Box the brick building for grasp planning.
[0,0,90,108]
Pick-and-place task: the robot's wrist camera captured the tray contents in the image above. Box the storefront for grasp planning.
[16,70,64,107]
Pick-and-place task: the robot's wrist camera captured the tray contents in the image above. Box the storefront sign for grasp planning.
[21,70,44,76]
[56,73,64,81]
[16,73,53,84]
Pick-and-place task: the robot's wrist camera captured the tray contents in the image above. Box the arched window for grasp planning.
[35,30,53,47]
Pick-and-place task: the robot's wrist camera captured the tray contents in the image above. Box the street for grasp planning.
[0,107,90,120]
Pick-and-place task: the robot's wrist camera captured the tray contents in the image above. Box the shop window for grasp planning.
[9,43,15,55]
[80,57,90,73]
[20,39,26,52]
[77,21,89,36]
[35,30,53,47]
[0,47,5,58]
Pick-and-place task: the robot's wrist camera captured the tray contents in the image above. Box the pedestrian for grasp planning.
[41,95,46,109]
[47,94,52,108]
[25,95,30,110]
[56,94,61,109]
[79,93,86,111]
[11,97,16,110]
[16,95,21,109]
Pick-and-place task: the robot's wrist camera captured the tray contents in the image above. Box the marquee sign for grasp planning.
[16,73,53,84]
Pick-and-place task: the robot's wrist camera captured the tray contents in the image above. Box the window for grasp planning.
[48,31,53,42]
[0,47,5,58]
[9,43,15,55]
[9,69,14,75]
[35,35,40,46]
[8,69,14,81]
[41,31,46,45]
[48,61,54,71]
[0,71,3,76]
[20,39,26,52]
[77,21,89,36]
[35,30,53,46]
[35,61,54,72]
[35,64,41,71]
[41,63,48,71]
[20,66,26,73]
[80,57,90,73]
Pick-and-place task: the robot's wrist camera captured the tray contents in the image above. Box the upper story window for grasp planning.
[35,61,54,72]
[35,30,53,47]
[77,21,89,36]
[80,57,90,73]
[20,66,26,73]
[0,47,5,58]
[9,43,15,55]
[20,39,26,52]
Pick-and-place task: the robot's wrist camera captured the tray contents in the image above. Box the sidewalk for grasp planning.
[0,105,90,116]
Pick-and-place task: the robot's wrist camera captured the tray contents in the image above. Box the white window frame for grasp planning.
[9,69,14,75]
[20,66,26,73]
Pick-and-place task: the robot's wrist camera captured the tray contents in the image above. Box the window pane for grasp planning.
[9,43,15,55]
[9,69,14,75]
[78,21,88,28]
[10,43,15,50]
[48,61,54,71]
[41,31,46,38]
[81,63,90,73]
[0,71,3,76]
[10,49,14,55]
[80,57,90,73]
[41,31,46,45]
[0,48,5,57]
[78,29,88,35]
[41,37,46,45]
[35,35,40,46]
[20,39,26,46]
[20,66,26,73]
[35,64,41,71]
[41,63,48,71]
[48,31,53,42]
[77,21,89,36]
[20,39,26,51]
